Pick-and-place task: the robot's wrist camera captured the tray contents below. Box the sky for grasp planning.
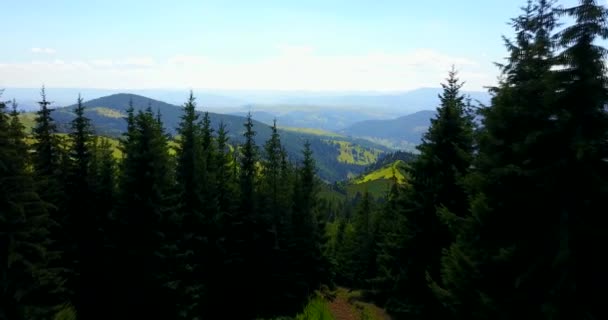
[0,0,586,92]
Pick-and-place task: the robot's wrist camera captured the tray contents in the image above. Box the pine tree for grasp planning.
[262,120,283,249]
[554,1,608,317]
[175,92,204,223]
[200,111,219,231]
[89,137,116,229]
[31,87,66,215]
[112,108,176,319]
[252,120,291,315]
[216,121,238,222]
[350,191,376,288]
[32,87,60,178]
[289,142,330,303]
[218,113,261,318]
[62,94,97,317]
[30,87,70,308]
[240,112,258,218]
[372,181,409,304]
[430,1,577,318]
[174,92,209,318]
[0,99,62,320]
[87,137,116,320]
[385,67,474,319]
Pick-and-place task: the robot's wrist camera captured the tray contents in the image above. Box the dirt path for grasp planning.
[327,287,391,320]
[328,294,359,320]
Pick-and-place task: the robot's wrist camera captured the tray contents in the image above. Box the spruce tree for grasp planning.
[387,67,474,319]
[216,121,238,222]
[430,1,578,318]
[290,142,330,301]
[113,108,176,319]
[240,112,258,218]
[554,0,608,317]
[87,137,116,320]
[32,87,60,178]
[31,87,66,215]
[372,180,409,304]
[262,120,283,248]
[174,92,209,318]
[63,94,96,317]
[259,120,285,311]
[350,191,376,288]
[200,111,219,231]
[0,99,62,320]
[221,112,260,318]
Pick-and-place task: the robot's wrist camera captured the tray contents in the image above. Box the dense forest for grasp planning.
[1,0,605,319]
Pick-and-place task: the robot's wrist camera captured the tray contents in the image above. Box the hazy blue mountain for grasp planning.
[2,88,245,111]
[340,110,436,150]
[230,108,392,131]
[5,87,490,114]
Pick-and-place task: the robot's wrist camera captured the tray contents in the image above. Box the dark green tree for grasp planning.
[32,87,60,178]
[220,112,261,318]
[385,66,474,319]
[200,111,219,230]
[112,108,176,319]
[289,142,330,301]
[372,180,409,305]
[554,0,608,317]
[261,120,284,250]
[63,94,96,317]
[87,137,117,320]
[239,112,258,218]
[174,92,209,318]
[430,1,579,319]
[31,88,66,218]
[216,121,238,222]
[350,191,377,288]
[0,99,62,320]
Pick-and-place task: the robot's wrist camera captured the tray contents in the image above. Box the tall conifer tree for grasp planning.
[0,99,62,320]
[430,1,578,319]
[555,0,608,317]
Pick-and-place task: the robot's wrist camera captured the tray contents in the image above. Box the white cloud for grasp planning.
[31,47,56,54]
[91,57,156,68]
[91,59,114,67]
[1,49,497,91]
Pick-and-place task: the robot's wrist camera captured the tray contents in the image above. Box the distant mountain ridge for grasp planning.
[22,93,391,182]
[340,110,436,150]
[4,87,490,114]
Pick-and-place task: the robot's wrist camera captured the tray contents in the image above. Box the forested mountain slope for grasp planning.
[20,93,391,181]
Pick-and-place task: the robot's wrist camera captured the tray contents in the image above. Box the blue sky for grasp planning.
[0,0,585,91]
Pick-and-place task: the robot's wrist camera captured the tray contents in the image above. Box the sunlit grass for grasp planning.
[327,140,382,165]
[279,126,345,138]
[353,160,407,184]
[91,107,124,118]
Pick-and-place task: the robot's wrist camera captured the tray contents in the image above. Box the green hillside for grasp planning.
[279,126,345,137]
[318,159,410,203]
[329,140,383,165]
[346,161,408,198]
[353,159,408,184]
[341,110,435,151]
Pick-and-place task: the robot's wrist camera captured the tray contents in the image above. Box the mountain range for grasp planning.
[19,93,394,182]
[4,87,489,115]
[340,110,436,150]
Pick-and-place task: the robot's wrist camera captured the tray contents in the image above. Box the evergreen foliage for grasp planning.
[1,2,606,318]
